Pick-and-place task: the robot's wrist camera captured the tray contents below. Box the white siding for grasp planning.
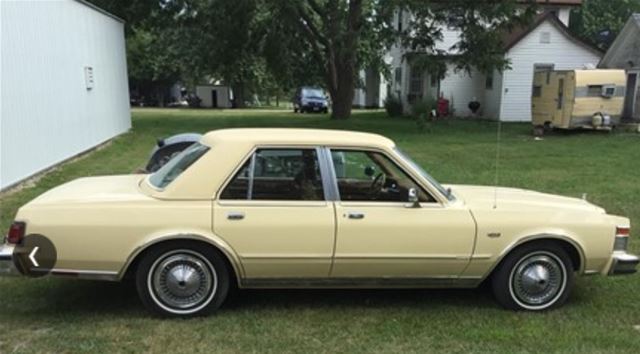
[557,8,571,26]
[0,0,131,190]
[499,20,601,121]
[437,63,485,116]
[484,70,504,119]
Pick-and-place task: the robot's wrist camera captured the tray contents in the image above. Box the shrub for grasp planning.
[384,94,403,117]
[412,97,436,118]
[412,98,436,133]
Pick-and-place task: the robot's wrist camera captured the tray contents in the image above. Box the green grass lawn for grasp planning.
[1,108,639,353]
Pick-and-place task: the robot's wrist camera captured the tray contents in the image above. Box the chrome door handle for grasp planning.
[347,212,365,220]
[227,212,245,220]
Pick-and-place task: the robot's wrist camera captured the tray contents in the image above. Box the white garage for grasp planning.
[0,0,131,190]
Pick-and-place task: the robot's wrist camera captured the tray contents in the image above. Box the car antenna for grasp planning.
[493,119,502,209]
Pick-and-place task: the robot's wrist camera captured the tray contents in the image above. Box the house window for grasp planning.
[394,67,402,84]
[540,32,551,44]
[430,75,438,88]
[409,66,424,95]
[485,71,494,90]
[532,85,542,97]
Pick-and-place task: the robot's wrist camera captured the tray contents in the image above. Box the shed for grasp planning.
[195,85,233,108]
[599,14,640,121]
[0,0,131,190]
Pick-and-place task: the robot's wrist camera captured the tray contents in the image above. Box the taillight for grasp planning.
[616,226,630,237]
[7,221,25,244]
[614,226,630,251]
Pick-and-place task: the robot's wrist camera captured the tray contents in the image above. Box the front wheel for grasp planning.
[491,242,574,311]
[135,242,230,317]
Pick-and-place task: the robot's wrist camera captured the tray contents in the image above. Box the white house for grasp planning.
[599,14,640,121]
[0,0,131,190]
[360,0,602,122]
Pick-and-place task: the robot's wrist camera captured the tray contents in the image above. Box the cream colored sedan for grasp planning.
[1,129,637,317]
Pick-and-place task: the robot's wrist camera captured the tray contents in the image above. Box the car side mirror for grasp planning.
[407,188,421,208]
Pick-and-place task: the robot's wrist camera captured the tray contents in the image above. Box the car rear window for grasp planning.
[148,143,209,189]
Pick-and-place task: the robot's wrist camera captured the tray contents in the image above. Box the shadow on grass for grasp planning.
[0,276,596,321]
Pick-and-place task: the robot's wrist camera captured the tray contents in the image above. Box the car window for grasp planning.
[220,148,325,201]
[331,150,434,203]
[302,88,325,99]
[393,147,454,201]
[148,143,209,189]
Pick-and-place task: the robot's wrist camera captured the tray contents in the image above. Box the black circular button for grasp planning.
[12,234,57,277]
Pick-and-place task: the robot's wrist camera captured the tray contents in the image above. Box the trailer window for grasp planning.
[587,85,603,97]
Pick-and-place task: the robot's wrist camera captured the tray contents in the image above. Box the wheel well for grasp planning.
[505,238,582,272]
[122,239,239,285]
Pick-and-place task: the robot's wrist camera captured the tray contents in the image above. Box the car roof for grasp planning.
[200,128,395,149]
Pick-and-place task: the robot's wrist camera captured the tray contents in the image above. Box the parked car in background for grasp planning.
[1,129,637,317]
[293,87,329,113]
[145,133,202,172]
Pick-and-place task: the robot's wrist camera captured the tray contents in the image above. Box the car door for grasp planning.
[328,148,476,279]
[213,147,336,280]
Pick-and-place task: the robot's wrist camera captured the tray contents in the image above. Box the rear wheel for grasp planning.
[491,241,574,311]
[135,241,230,317]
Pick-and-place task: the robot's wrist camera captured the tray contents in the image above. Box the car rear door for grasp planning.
[213,147,336,281]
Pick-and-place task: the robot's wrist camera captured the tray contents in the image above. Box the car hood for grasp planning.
[449,184,605,214]
[25,175,151,206]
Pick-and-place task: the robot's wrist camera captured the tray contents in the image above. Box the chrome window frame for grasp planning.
[321,146,443,205]
[216,145,334,203]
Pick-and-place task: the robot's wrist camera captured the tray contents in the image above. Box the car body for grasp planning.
[293,87,329,113]
[1,128,637,317]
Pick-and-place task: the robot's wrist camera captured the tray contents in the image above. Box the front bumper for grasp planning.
[0,243,19,276]
[608,252,639,275]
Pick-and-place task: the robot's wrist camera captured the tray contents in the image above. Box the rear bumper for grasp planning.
[0,243,19,276]
[608,252,639,275]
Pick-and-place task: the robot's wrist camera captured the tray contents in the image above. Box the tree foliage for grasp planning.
[89,0,539,117]
[570,0,640,50]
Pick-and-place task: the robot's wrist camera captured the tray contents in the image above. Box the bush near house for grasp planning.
[384,94,403,117]
[0,109,639,353]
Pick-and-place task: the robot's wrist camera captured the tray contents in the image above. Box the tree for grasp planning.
[88,0,184,105]
[570,0,640,50]
[273,0,536,119]
[274,0,396,119]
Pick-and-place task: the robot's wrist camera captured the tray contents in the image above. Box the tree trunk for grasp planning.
[233,83,245,108]
[330,66,356,119]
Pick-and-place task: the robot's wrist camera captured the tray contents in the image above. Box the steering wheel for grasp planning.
[369,172,386,198]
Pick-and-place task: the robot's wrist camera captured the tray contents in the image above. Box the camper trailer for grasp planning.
[531,69,626,134]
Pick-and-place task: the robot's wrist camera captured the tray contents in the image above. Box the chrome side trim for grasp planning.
[50,268,119,281]
[241,276,482,289]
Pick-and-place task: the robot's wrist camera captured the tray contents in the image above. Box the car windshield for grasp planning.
[148,143,209,189]
[302,88,325,99]
[393,147,455,201]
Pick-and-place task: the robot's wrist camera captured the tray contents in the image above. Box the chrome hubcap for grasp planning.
[149,251,217,312]
[511,253,565,307]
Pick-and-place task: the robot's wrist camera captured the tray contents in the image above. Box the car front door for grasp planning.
[213,147,335,281]
[328,148,476,280]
